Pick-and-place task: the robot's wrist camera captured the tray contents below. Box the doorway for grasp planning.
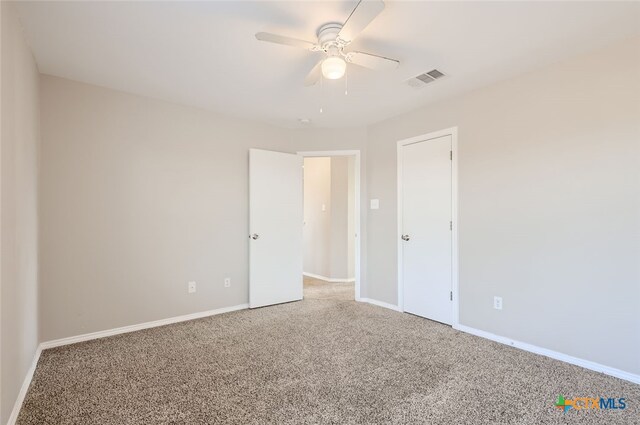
[299,151,361,301]
[397,128,459,325]
[248,149,360,309]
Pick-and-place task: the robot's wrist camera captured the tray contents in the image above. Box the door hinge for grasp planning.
[450,150,452,161]
[450,291,453,301]
[449,221,452,230]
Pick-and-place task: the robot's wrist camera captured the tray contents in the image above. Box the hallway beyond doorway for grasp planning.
[303,275,354,301]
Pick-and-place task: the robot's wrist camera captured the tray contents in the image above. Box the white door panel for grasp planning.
[249,149,303,308]
[401,136,452,324]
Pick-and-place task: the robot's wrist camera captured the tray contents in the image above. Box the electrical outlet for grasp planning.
[493,296,503,310]
[188,281,196,294]
[224,278,231,288]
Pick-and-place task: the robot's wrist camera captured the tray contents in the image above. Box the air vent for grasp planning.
[408,69,446,87]
[426,69,445,79]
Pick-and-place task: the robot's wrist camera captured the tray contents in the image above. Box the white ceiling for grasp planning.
[14,1,640,128]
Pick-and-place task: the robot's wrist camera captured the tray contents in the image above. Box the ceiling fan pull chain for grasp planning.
[345,67,348,96]
[319,75,324,113]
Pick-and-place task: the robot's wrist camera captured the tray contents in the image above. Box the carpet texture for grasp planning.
[18,279,639,424]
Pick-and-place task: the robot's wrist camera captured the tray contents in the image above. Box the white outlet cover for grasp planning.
[224,278,231,287]
[370,199,380,210]
[188,281,196,293]
[493,296,503,310]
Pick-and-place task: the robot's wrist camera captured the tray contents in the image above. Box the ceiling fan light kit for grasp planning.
[322,56,347,80]
[255,0,399,87]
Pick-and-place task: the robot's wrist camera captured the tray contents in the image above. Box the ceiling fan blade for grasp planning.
[255,32,318,50]
[338,0,385,44]
[347,51,399,70]
[304,61,323,86]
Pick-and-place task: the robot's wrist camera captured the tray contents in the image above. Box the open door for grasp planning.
[249,149,303,308]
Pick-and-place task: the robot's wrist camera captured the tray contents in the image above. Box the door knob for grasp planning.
[401,234,410,241]
[251,233,259,240]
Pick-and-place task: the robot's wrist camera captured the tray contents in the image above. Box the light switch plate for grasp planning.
[370,199,380,210]
[493,296,503,310]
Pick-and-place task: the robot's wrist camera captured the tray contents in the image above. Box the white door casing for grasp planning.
[249,149,303,308]
[297,150,362,301]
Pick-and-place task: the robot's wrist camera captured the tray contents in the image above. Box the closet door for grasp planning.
[400,135,452,324]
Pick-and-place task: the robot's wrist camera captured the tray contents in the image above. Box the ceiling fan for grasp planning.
[255,0,399,86]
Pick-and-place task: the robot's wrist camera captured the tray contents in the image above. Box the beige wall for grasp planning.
[39,75,293,341]
[39,79,368,342]
[347,157,355,280]
[0,2,40,423]
[329,156,350,280]
[366,37,640,374]
[303,157,331,277]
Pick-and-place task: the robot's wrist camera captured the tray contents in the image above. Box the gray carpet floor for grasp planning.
[18,278,639,424]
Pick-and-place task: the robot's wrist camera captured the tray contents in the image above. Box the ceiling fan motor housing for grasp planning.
[317,23,346,55]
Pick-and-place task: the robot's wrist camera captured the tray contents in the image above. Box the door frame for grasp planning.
[397,128,459,326]
[297,150,362,301]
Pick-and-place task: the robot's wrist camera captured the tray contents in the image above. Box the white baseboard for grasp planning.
[453,323,640,385]
[303,272,355,283]
[359,297,402,312]
[40,303,249,350]
[7,346,42,425]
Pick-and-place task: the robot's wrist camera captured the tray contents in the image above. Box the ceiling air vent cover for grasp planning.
[408,69,446,87]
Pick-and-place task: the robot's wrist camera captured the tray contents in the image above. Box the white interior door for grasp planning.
[249,149,303,308]
[401,136,453,324]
